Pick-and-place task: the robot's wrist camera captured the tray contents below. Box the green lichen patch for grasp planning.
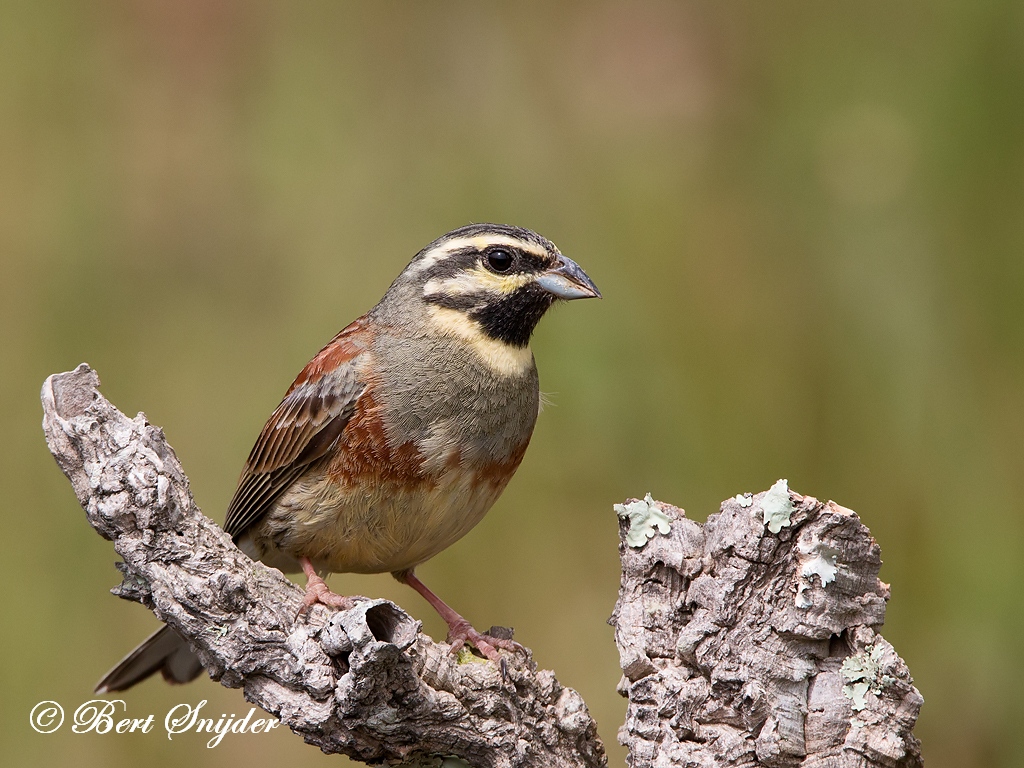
[841,644,895,711]
[614,493,671,548]
[454,647,487,665]
[795,540,841,608]
[761,478,795,534]
[801,542,840,587]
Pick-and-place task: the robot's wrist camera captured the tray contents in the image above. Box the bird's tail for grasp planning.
[95,625,203,693]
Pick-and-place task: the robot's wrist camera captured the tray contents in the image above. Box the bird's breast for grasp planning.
[368,329,541,474]
[260,332,540,574]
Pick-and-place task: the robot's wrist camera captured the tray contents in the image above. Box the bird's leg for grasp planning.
[297,557,356,615]
[393,569,525,662]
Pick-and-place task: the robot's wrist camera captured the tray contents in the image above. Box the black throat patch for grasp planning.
[469,283,556,348]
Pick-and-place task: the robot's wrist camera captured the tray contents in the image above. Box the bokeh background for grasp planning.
[3,1,1022,766]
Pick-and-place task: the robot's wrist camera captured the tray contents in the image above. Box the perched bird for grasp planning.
[96,223,600,693]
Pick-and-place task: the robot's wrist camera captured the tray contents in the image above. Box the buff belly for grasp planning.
[237,465,506,575]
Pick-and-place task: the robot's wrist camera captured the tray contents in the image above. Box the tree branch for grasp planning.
[42,364,923,768]
[611,489,923,767]
[41,364,607,768]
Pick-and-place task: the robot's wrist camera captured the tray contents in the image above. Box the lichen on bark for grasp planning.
[610,490,923,768]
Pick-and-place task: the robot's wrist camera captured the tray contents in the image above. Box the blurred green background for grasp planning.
[3,1,1022,766]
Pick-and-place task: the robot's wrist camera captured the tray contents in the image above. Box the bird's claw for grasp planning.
[297,573,358,617]
[446,619,526,663]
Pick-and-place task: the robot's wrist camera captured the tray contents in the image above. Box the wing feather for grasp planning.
[223,321,369,540]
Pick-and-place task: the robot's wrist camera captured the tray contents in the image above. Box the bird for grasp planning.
[96,223,600,693]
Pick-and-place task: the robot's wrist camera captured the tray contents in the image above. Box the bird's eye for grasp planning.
[485,249,514,273]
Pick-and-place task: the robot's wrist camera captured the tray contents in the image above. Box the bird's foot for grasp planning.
[445,618,526,662]
[298,574,356,615]
[393,569,527,664]
[297,558,360,616]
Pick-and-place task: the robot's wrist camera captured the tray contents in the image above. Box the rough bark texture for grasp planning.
[610,490,923,768]
[42,364,923,768]
[41,365,606,768]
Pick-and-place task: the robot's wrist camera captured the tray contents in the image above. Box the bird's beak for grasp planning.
[535,255,602,300]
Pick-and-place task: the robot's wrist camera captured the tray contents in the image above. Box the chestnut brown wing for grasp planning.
[223,322,369,540]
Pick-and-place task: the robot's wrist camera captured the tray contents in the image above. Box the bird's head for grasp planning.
[377,223,600,350]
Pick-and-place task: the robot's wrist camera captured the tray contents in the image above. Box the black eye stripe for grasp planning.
[418,245,552,284]
[518,251,552,271]
[419,249,480,281]
[485,248,552,273]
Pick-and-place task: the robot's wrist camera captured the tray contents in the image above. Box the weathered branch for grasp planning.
[611,489,923,767]
[43,363,923,768]
[41,365,607,768]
